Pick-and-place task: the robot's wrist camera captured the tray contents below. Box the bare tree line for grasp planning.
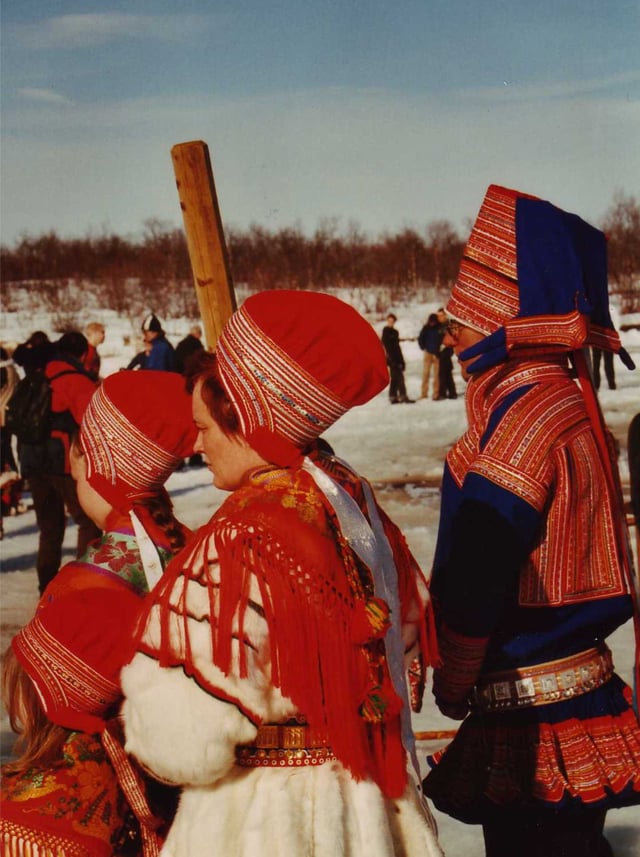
[1,192,639,331]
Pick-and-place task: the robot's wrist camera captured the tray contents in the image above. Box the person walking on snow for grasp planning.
[381,313,413,403]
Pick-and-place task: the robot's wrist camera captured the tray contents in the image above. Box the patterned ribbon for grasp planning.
[130,510,164,590]
[301,457,434,823]
[102,723,162,857]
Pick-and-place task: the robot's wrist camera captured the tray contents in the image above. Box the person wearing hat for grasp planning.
[121,291,443,857]
[141,313,179,372]
[421,185,640,856]
[1,370,197,857]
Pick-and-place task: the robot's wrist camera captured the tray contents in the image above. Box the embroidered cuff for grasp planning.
[432,624,488,705]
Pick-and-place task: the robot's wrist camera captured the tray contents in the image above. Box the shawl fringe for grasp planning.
[147,460,435,799]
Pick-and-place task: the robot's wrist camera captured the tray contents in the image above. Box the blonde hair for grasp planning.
[2,646,70,775]
[85,321,105,335]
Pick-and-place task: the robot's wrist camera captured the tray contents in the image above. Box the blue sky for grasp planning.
[1,1,639,245]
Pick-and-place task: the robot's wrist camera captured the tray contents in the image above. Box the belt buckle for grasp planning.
[283,726,306,749]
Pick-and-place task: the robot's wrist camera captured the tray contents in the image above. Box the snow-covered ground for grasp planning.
[1,297,639,855]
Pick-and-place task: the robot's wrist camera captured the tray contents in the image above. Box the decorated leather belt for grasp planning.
[471,643,614,712]
[236,719,336,768]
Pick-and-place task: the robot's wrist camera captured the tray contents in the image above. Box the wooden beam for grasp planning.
[171,140,236,350]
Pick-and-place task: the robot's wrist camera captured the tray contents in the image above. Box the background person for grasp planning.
[381,312,413,403]
[17,331,101,594]
[175,324,204,374]
[435,308,457,400]
[418,313,442,400]
[175,324,206,467]
[122,291,443,857]
[12,330,55,375]
[83,321,106,381]
[0,343,20,476]
[126,338,151,370]
[141,313,178,372]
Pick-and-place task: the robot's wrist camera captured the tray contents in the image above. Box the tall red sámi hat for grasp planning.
[216,291,389,465]
[80,370,197,512]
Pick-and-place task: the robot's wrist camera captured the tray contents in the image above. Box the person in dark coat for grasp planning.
[12,331,55,375]
[381,314,412,404]
[175,325,204,375]
[0,345,20,474]
[435,309,457,400]
[418,313,443,400]
[126,340,151,371]
[141,314,178,372]
[176,325,206,467]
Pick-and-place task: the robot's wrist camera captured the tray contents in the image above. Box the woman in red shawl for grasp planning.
[122,291,443,857]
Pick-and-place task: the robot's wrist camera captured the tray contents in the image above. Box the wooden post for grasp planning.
[171,140,236,350]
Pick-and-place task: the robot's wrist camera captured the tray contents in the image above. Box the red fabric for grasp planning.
[83,343,101,377]
[13,563,144,733]
[139,452,433,799]
[46,359,97,424]
[0,730,130,857]
[431,624,489,706]
[216,291,389,465]
[80,371,197,512]
[447,184,626,361]
[6,511,184,857]
[11,505,185,733]
[425,682,640,816]
[447,185,535,335]
[242,290,388,408]
[573,349,640,706]
[43,359,98,473]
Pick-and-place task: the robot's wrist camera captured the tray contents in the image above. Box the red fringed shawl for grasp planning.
[137,453,434,799]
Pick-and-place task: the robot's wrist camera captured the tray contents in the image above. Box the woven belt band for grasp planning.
[236,721,336,769]
[472,643,614,712]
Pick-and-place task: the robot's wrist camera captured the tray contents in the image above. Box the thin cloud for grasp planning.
[456,70,640,102]
[16,87,73,105]
[2,85,638,244]
[12,13,209,50]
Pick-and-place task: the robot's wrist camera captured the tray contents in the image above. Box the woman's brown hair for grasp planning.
[185,350,240,435]
[133,493,187,554]
[2,645,70,775]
